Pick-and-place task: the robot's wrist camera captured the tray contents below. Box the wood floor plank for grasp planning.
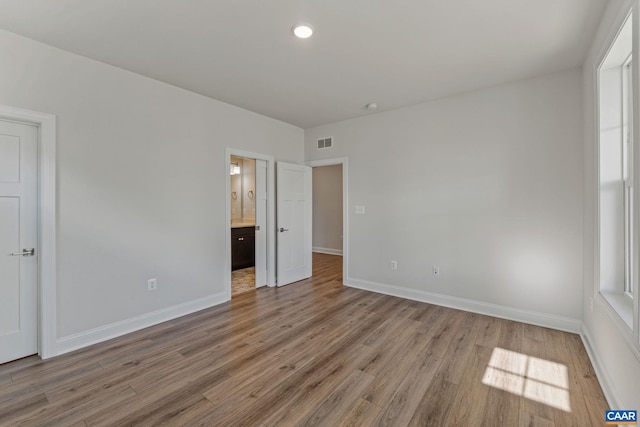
[582,394,610,425]
[0,355,41,378]
[481,387,521,427]
[336,398,382,427]
[521,335,549,362]
[549,332,609,426]
[0,253,609,426]
[85,369,229,426]
[125,345,237,395]
[407,376,459,427]
[202,351,315,414]
[475,315,503,348]
[146,397,215,427]
[358,317,422,375]
[297,369,375,427]
[520,329,563,422]
[0,362,103,409]
[565,333,607,400]
[519,391,556,423]
[522,323,545,342]
[519,411,555,427]
[447,344,495,426]
[479,319,523,427]
[542,328,573,364]
[184,283,346,351]
[552,394,592,427]
[15,384,137,427]
[496,319,524,353]
[435,311,482,385]
[260,345,376,426]
[9,330,166,384]
[243,288,375,350]
[363,307,455,408]
[415,304,449,334]
[408,301,437,322]
[0,372,11,387]
[373,310,465,426]
[195,375,302,427]
[0,392,49,425]
[94,339,157,368]
[44,351,185,404]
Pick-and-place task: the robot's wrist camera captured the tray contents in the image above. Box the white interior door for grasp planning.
[0,119,38,364]
[255,159,267,287]
[277,162,312,286]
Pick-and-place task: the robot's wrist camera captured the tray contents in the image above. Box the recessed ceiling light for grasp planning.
[292,24,314,39]
[366,103,378,110]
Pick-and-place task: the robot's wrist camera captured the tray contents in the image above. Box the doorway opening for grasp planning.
[230,156,258,297]
[308,158,348,284]
[226,149,274,299]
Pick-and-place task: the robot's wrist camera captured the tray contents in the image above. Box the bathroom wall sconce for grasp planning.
[230,162,240,175]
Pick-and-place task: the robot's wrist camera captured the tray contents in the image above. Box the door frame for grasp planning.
[306,157,349,283]
[225,148,276,297]
[0,104,57,359]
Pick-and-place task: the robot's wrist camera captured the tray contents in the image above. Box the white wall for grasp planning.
[582,0,640,410]
[312,165,343,254]
[305,68,584,330]
[0,30,303,346]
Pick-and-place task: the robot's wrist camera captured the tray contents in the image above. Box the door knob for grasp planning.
[279,227,289,232]
[11,248,35,256]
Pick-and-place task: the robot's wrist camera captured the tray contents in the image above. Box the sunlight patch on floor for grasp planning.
[482,347,571,412]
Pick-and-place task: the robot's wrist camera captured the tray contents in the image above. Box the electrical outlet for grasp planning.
[391,260,398,270]
[432,266,440,277]
[147,278,158,291]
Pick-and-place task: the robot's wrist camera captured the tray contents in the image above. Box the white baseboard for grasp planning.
[312,247,343,256]
[345,277,581,333]
[55,292,228,357]
[580,326,620,409]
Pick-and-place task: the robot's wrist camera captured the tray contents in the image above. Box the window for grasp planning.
[598,13,634,328]
[623,54,634,299]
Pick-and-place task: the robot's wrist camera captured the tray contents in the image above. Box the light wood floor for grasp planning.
[0,253,608,426]
[231,266,255,297]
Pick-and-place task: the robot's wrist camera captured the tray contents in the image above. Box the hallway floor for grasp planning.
[231,266,255,297]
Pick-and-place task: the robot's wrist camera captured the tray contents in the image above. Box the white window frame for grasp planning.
[623,54,635,299]
[597,11,635,330]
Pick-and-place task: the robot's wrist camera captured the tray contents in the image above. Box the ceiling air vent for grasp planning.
[317,137,333,149]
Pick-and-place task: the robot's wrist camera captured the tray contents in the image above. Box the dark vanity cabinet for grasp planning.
[231,226,255,270]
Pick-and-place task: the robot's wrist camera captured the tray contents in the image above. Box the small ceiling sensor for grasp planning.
[292,24,314,39]
[366,103,378,110]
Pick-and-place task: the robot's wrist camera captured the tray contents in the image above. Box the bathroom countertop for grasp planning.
[231,222,255,228]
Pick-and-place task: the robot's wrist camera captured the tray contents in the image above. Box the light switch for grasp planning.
[355,205,365,214]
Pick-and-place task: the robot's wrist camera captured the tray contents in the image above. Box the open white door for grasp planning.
[277,162,312,286]
[255,159,267,287]
[0,120,38,364]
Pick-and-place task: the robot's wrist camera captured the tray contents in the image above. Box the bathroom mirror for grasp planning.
[230,156,256,225]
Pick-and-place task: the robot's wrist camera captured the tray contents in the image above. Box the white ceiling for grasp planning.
[0,0,610,128]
